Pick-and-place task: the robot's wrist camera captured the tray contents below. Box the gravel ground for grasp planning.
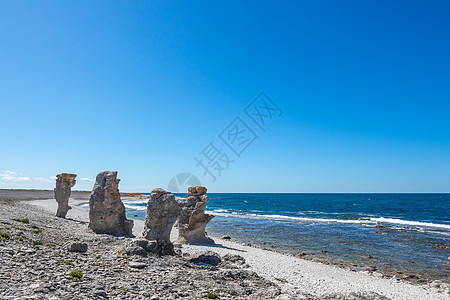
[0,200,280,299]
[0,190,449,300]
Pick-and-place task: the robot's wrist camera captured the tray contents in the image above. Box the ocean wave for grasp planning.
[206,211,368,224]
[370,217,450,230]
[206,210,450,231]
[416,228,450,236]
[123,196,187,209]
[210,209,231,213]
[123,199,148,205]
[123,204,147,211]
[299,211,342,215]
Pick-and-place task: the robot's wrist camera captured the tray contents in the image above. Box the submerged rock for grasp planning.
[143,188,182,255]
[177,186,214,244]
[54,173,77,218]
[88,171,133,236]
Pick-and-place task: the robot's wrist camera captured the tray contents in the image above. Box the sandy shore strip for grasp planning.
[25,197,450,300]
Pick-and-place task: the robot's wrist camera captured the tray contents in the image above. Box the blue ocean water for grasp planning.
[123,193,450,281]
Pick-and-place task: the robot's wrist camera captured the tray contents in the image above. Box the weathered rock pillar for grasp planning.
[143,188,182,255]
[177,186,214,244]
[54,173,77,218]
[88,171,133,236]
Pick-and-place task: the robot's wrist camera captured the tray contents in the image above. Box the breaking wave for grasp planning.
[206,210,450,231]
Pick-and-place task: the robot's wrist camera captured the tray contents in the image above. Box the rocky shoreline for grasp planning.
[0,200,280,299]
[1,191,449,300]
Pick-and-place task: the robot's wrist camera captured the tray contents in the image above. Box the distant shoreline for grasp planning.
[0,189,141,201]
[2,188,449,195]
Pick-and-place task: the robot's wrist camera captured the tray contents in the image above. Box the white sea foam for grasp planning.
[212,209,231,213]
[417,228,450,236]
[123,199,148,205]
[123,204,147,211]
[123,200,450,231]
[207,210,450,231]
[370,217,450,230]
[207,210,369,224]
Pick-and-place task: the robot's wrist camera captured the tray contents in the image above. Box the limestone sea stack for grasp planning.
[54,173,77,218]
[88,171,133,236]
[142,188,182,255]
[143,188,182,241]
[177,186,214,244]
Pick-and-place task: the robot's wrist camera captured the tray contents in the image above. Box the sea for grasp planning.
[122,193,450,282]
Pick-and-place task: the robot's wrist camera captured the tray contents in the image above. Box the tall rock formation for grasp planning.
[142,188,182,255]
[177,186,214,244]
[54,173,77,218]
[88,171,133,236]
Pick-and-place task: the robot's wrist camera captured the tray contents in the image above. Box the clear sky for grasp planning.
[1,1,449,193]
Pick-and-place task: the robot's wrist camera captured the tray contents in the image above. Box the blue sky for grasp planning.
[0,1,449,193]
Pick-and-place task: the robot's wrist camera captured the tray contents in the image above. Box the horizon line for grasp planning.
[1,188,449,194]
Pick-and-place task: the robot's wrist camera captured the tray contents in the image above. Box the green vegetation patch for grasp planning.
[0,232,11,241]
[69,269,83,282]
[12,226,27,231]
[32,229,43,234]
[32,240,44,246]
[207,292,218,299]
[13,218,29,224]
[65,259,74,266]
[15,235,26,241]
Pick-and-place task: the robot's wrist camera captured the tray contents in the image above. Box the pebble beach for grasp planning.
[0,190,449,300]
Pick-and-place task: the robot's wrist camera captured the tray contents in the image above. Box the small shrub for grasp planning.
[0,232,10,242]
[65,260,74,266]
[12,226,27,231]
[122,255,128,260]
[15,235,26,241]
[0,232,10,239]
[33,240,44,246]
[69,269,83,281]
[120,287,128,293]
[207,292,218,299]
[32,229,43,234]
[13,218,29,224]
